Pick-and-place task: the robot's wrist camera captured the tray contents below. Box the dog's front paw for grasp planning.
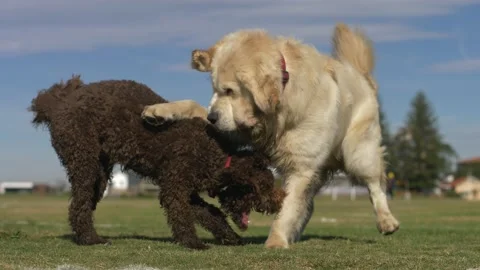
[75,234,111,246]
[217,234,244,246]
[181,240,210,250]
[141,104,174,126]
[265,232,289,249]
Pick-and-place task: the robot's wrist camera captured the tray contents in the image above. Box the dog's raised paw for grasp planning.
[143,116,165,126]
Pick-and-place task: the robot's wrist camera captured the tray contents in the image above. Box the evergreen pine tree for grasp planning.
[402,91,457,191]
[391,127,415,190]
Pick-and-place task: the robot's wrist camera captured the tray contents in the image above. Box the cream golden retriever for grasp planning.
[142,23,400,248]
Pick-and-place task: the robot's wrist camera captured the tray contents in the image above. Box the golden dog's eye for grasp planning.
[224,88,233,96]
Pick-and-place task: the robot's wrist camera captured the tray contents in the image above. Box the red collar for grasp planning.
[280,55,289,88]
[208,156,232,199]
[224,156,232,168]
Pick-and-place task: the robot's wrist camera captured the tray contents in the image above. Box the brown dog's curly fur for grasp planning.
[29,75,285,250]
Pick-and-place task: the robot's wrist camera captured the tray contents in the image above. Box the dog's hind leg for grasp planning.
[49,124,108,245]
[66,157,110,245]
[190,193,243,246]
[91,156,113,211]
[159,189,208,250]
[342,128,400,235]
[52,135,108,245]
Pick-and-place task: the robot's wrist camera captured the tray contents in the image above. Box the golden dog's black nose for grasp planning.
[207,111,219,124]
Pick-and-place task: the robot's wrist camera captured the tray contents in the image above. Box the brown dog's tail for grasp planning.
[29,74,84,127]
[332,23,378,91]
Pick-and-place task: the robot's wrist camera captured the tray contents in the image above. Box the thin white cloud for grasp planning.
[429,59,480,73]
[0,0,474,55]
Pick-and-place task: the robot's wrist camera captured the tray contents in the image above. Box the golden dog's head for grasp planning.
[191,30,283,134]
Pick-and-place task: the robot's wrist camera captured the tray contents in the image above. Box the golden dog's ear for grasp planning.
[191,49,214,72]
[251,74,281,114]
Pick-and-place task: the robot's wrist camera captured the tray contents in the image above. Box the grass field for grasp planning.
[0,194,479,270]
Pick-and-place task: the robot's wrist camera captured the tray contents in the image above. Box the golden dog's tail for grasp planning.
[332,23,377,91]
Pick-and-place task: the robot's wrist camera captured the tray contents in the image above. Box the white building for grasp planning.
[455,175,480,201]
[320,172,369,200]
[270,169,369,200]
[0,181,34,194]
[103,165,142,197]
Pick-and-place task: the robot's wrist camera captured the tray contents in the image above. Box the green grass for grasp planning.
[1,194,479,270]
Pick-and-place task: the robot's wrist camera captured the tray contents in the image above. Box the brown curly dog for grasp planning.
[29,76,286,250]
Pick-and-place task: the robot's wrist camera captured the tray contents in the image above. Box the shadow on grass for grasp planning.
[245,234,375,244]
[57,233,375,245]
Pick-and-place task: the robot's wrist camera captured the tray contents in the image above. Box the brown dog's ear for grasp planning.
[191,49,214,72]
[272,188,286,204]
[264,188,286,214]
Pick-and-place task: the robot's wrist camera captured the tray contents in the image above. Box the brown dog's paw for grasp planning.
[75,234,110,246]
[217,234,244,246]
[180,240,210,250]
[190,243,210,250]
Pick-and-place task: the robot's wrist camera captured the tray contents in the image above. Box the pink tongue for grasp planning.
[241,212,249,227]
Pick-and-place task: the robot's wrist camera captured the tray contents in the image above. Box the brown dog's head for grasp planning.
[214,151,286,231]
[191,30,284,135]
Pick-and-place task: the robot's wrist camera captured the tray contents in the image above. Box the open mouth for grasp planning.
[238,212,250,231]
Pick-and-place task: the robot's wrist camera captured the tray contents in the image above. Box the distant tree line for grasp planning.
[379,91,457,192]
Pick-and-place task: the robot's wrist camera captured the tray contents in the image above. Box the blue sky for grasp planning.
[1,0,479,182]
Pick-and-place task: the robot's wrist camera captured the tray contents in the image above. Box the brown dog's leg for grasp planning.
[67,159,109,245]
[159,190,208,250]
[49,124,107,245]
[190,194,243,246]
[91,160,113,211]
